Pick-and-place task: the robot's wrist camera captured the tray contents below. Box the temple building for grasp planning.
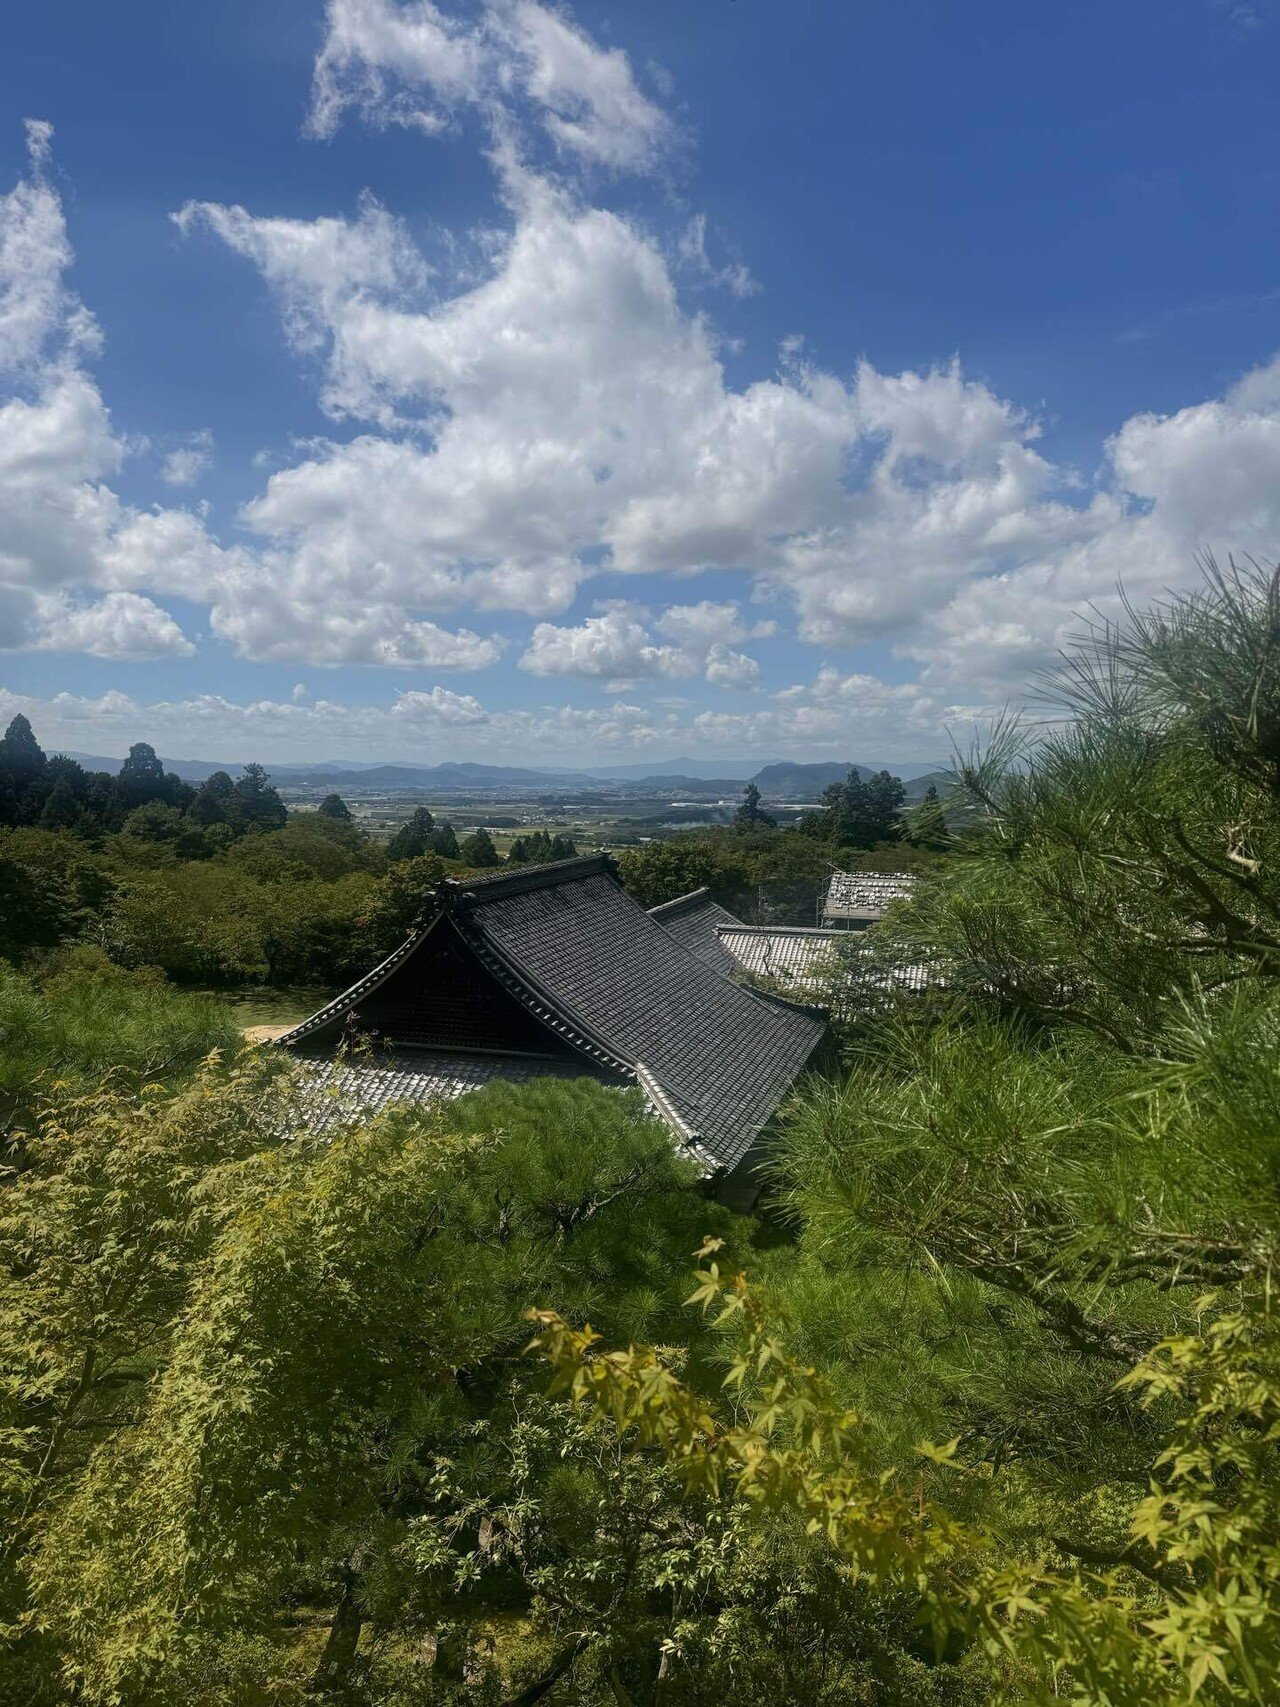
[279,855,828,1207]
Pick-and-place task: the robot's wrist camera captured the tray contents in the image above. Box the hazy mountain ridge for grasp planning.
[59,750,954,796]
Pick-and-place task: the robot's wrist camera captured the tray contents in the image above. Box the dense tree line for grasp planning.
[507,829,579,865]
[0,720,289,847]
[618,773,946,921]
[798,764,908,846]
[0,816,401,987]
[0,714,932,983]
[0,733,594,986]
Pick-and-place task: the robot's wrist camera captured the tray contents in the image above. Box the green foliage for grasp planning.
[879,571,1280,1051]
[119,798,219,861]
[1,799,403,990]
[189,770,234,826]
[800,766,907,848]
[533,1245,1280,1705]
[0,828,114,962]
[113,741,190,819]
[357,854,448,956]
[229,762,287,831]
[257,872,383,984]
[618,822,929,920]
[37,778,83,833]
[0,713,45,789]
[5,1074,748,1701]
[316,793,352,821]
[0,952,241,1128]
[386,806,436,862]
[905,783,949,849]
[733,781,775,830]
[100,859,383,988]
[532,561,1280,1702]
[459,826,500,867]
[506,829,578,865]
[226,813,384,883]
[103,862,272,984]
[430,819,461,860]
[617,837,725,908]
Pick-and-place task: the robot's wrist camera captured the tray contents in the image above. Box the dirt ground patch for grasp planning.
[243,1023,293,1044]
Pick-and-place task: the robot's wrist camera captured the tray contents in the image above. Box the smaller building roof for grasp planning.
[716,924,850,988]
[717,923,936,1010]
[292,1047,609,1137]
[822,869,918,922]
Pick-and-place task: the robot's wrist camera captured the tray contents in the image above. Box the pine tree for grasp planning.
[734,781,775,830]
[38,777,82,831]
[508,830,576,866]
[864,769,906,842]
[429,821,460,860]
[316,793,352,821]
[387,807,436,861]
[188,772,233,827]
[906,783,948,849]
[115,742,166,805]
[230,763,287,830]
[819,767,870,844]
[460,827,500,867]
[817,767,905,847]
[0,714,47,790]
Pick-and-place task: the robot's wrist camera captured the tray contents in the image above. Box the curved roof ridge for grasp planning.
[647,886,713,919]
[446,853,615,907]
[463,868,825,1166]
[279,855,827,1173]
[718,923,843,939]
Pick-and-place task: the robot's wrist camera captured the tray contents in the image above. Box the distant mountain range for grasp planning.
[581,757,757,781]
[60,750,955,797]
[586,755,943,784]
[62,754,581,788]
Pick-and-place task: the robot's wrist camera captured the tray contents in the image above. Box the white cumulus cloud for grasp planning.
[161,428,215,487]
[34,591,195,659]
[519,599,762,688]
[307,0,675,175]
[0,124,226,656]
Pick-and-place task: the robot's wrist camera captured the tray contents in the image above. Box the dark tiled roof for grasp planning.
[282,857,824,1173]
[454,862,826,1170]
[647,887,743,974]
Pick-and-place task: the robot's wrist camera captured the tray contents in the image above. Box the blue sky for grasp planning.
[1,0,1278,765]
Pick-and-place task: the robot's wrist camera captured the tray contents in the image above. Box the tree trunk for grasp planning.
[307,1576,363,1696]
[503,1634,590,1706]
